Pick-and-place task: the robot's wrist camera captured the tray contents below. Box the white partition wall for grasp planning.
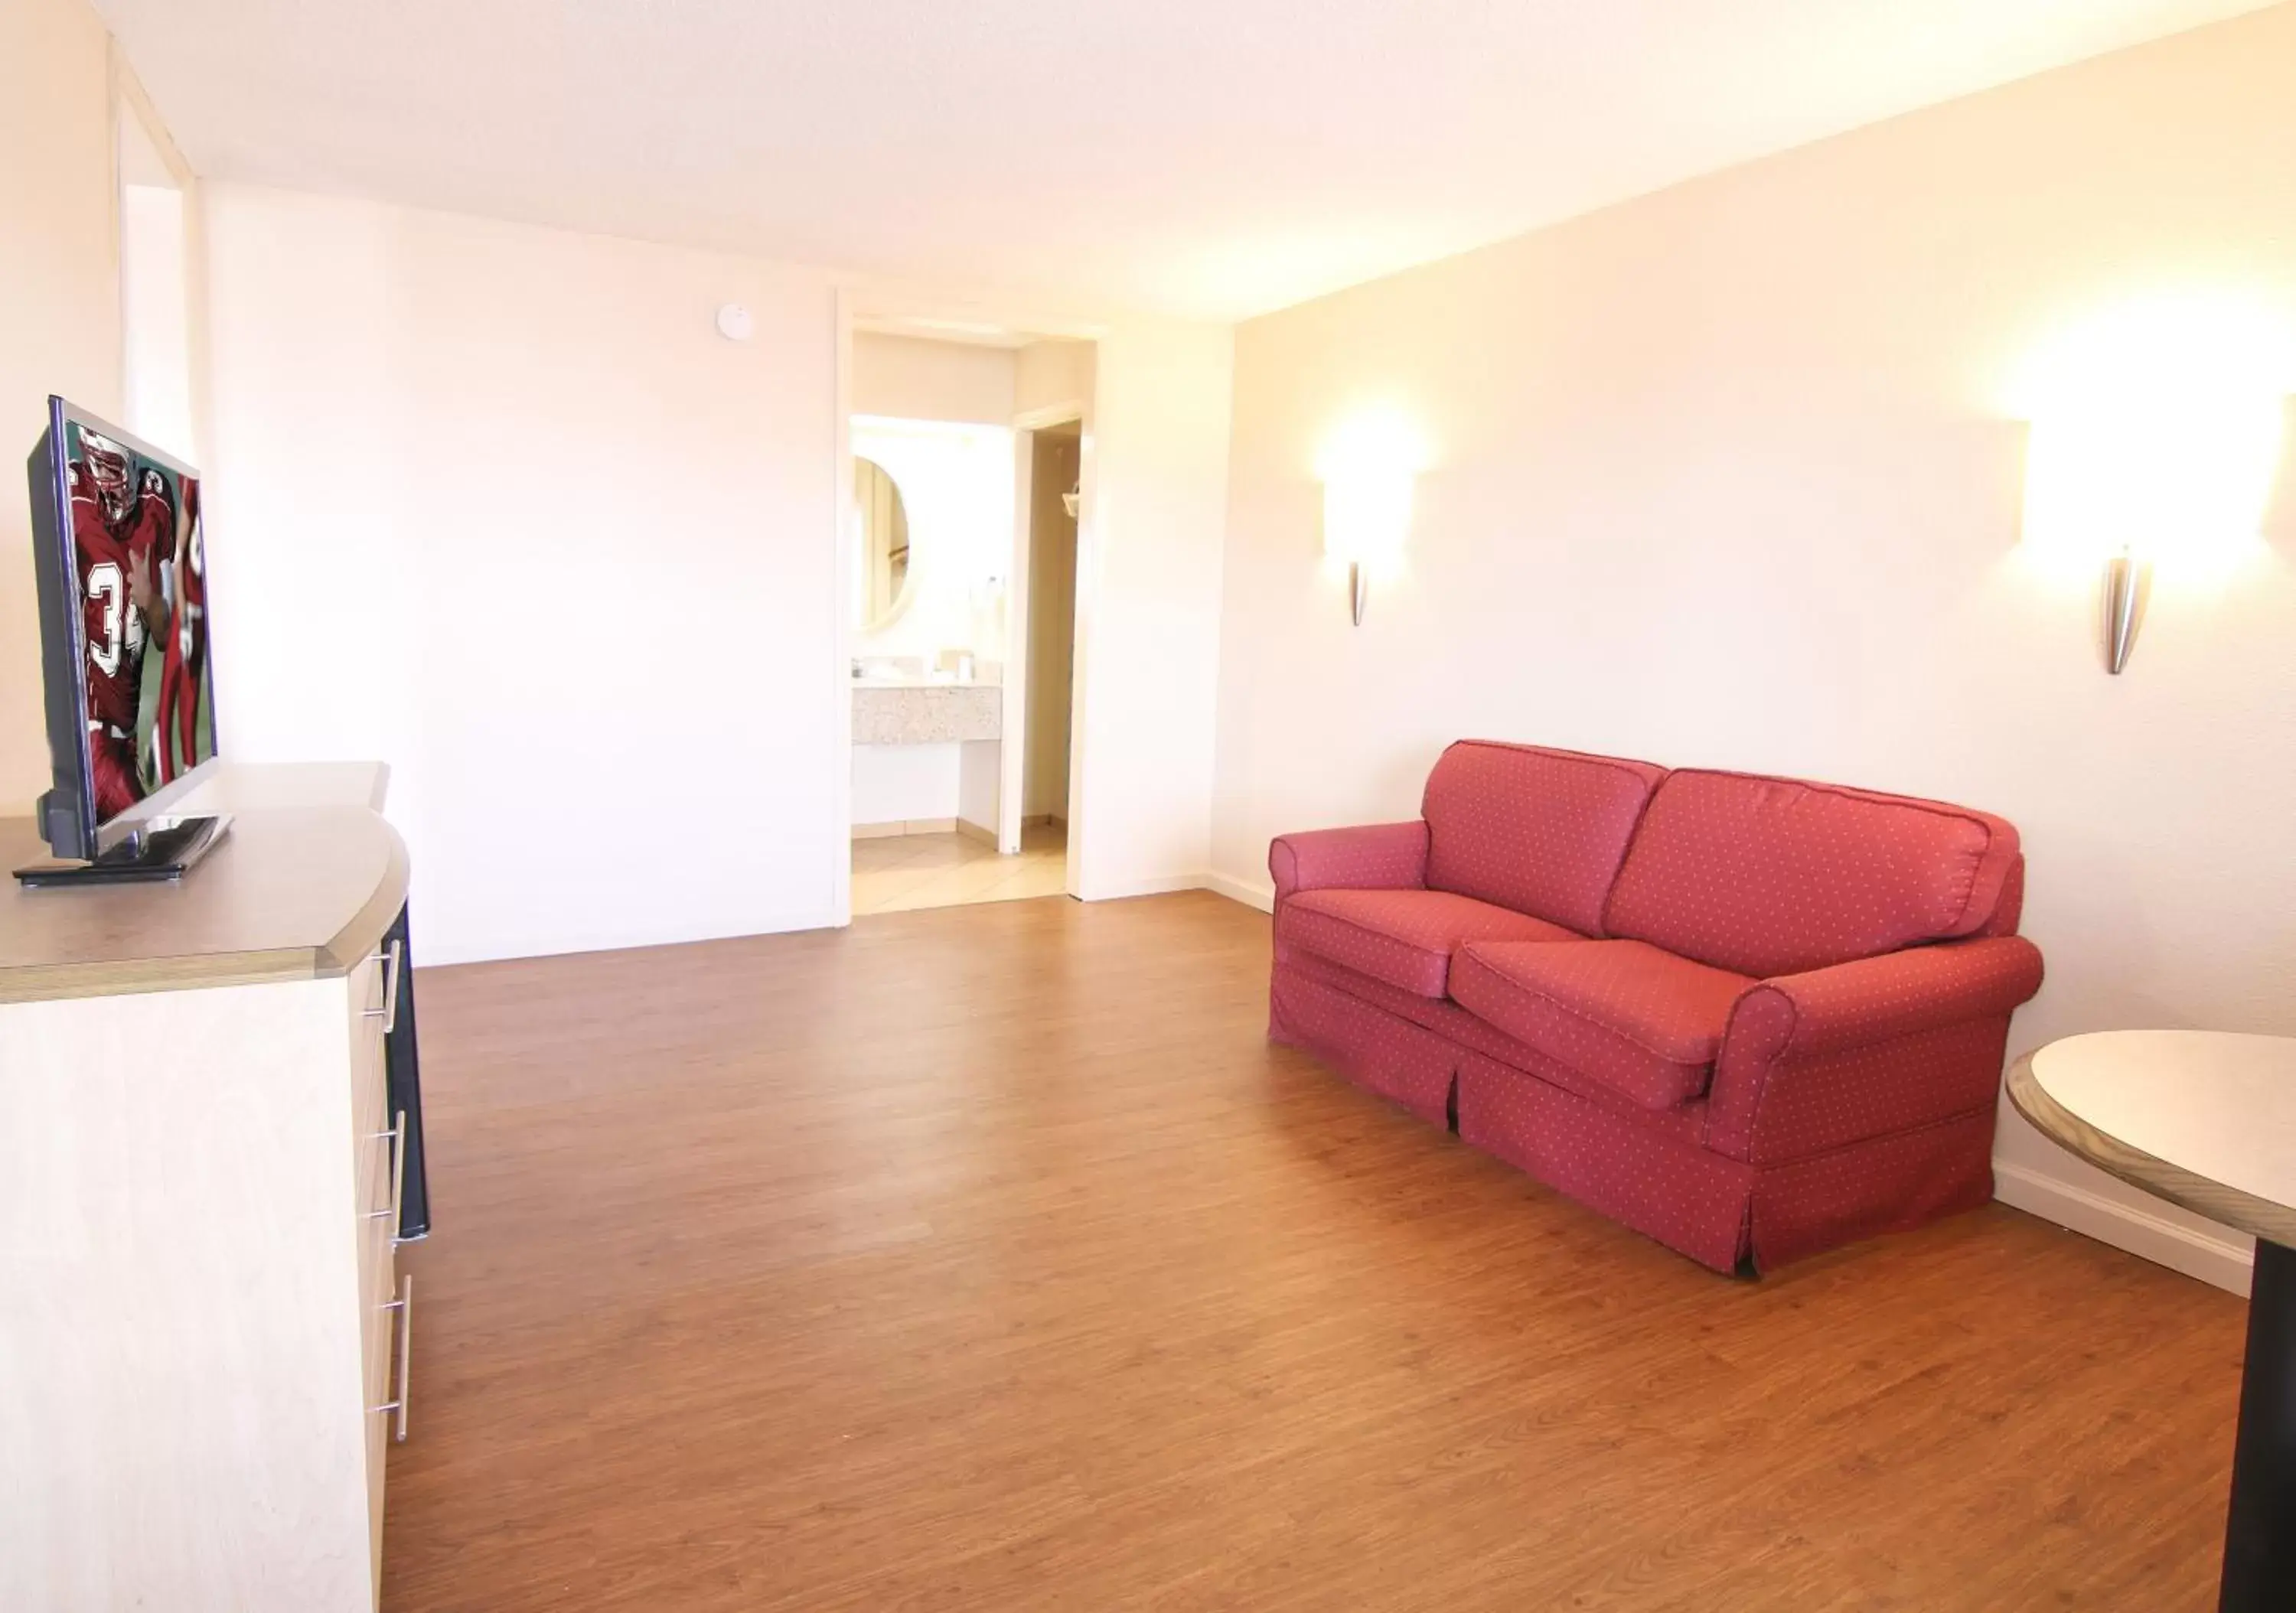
[202,187,1238,960]
[1065,318,1233,901]
[202,184,844,964]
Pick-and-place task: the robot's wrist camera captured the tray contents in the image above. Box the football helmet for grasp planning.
[80,432,135,524]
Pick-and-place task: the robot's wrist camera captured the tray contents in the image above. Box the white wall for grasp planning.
[852,331,1015,425]
[199,184,1237,956]
[202,184,842,964]
[1070,318,1234,898]
[1212,7,2296,1289]
[852,742,959,825]
[117,106,194,463]
[119,181,194,460]
[958,738,999,833]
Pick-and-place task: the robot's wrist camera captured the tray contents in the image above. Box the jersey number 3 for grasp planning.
[86,560,124,679]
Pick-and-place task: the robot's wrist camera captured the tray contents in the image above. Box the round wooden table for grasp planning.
[2007,1031,2296,1613]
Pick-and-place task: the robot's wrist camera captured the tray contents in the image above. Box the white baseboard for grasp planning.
[419,904,843,969]
[1201,871,1275,913]
[1083,871,1276,910]
[1080,872,1215,902]
[852,817,957,839]
[954,817,996,848]
[1994,1159,2253,1295]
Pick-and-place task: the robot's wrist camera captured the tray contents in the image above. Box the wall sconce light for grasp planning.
[2100,547,2145,674]
[2029,391,2281,673]
[1322,469,1412,625]
[1318,412,1424,627]
[2013,291,2292,675]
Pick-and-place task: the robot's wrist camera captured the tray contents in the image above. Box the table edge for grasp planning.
[2004,1051,2294,1252]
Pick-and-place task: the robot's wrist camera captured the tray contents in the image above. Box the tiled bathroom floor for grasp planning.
[850,822,1068,916]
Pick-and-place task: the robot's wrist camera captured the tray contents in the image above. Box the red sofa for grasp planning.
[1267,741,2043,1273]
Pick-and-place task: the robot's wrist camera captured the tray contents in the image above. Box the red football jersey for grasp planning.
[129,469,176,585]
[68,458,172,813]
[70,459,145,734]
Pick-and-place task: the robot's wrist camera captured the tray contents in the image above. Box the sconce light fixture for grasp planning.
[1318,412,1424,627]
[2101,547,2144,674]
[2014,290,2291,675]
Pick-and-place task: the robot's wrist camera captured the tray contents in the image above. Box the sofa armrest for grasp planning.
[1705,937,2044,1164]
[1724,937,2044,1064]
[1268,821,1429,904]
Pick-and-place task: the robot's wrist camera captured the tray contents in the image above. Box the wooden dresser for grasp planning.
[0,767,413,1612]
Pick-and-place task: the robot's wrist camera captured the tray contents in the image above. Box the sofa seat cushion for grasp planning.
[1277,888,1580,999]
[1451,939,1753,1110]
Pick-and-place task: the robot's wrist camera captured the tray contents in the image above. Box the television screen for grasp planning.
[24,399,218,860]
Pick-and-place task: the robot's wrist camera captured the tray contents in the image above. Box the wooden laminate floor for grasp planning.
[384,892,2247,1611]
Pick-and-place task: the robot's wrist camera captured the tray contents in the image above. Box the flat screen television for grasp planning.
[19,396,227,880]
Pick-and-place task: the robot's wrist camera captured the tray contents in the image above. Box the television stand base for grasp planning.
[15,814,234,886]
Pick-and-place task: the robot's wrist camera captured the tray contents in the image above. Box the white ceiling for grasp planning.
[96,0,2275,321]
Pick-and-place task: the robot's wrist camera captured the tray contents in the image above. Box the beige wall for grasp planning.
[1213,5,2296,1286]
[851,331,1016,425]
[0,0,123,807]
[1024,430,1079,818]
[0,0,204,816]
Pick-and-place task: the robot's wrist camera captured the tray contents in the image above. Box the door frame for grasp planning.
[830,289,855,926]
[1003,401,1087,863]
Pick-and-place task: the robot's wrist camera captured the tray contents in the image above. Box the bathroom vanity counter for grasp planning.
[853,682,1002,745]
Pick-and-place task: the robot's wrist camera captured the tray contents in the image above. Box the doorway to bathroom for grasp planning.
[842,326,1093,917]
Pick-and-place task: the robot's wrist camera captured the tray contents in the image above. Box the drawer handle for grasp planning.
[366,1110,406,1234]
[364,939,404,1034]
[371,1274,414,1443]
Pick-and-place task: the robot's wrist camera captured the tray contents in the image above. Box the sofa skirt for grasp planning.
[1270,960,1459,1126]
[1453,1052,1754,1272]
[1270,960,1995,1274]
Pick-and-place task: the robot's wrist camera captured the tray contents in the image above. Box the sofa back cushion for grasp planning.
[1421,741,1668,935]
[1603,770,2023,979]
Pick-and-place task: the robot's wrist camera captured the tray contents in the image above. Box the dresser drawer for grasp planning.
[360,1225,399,1413]
[348,932,409,1587]
[348,946,396,1215]
[360,1238,404,1602]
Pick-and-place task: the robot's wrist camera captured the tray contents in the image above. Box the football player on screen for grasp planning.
[153,477,207,784]
[69,432,174,821]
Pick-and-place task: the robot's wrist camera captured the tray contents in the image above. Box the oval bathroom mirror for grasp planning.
[853,457,913,632]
